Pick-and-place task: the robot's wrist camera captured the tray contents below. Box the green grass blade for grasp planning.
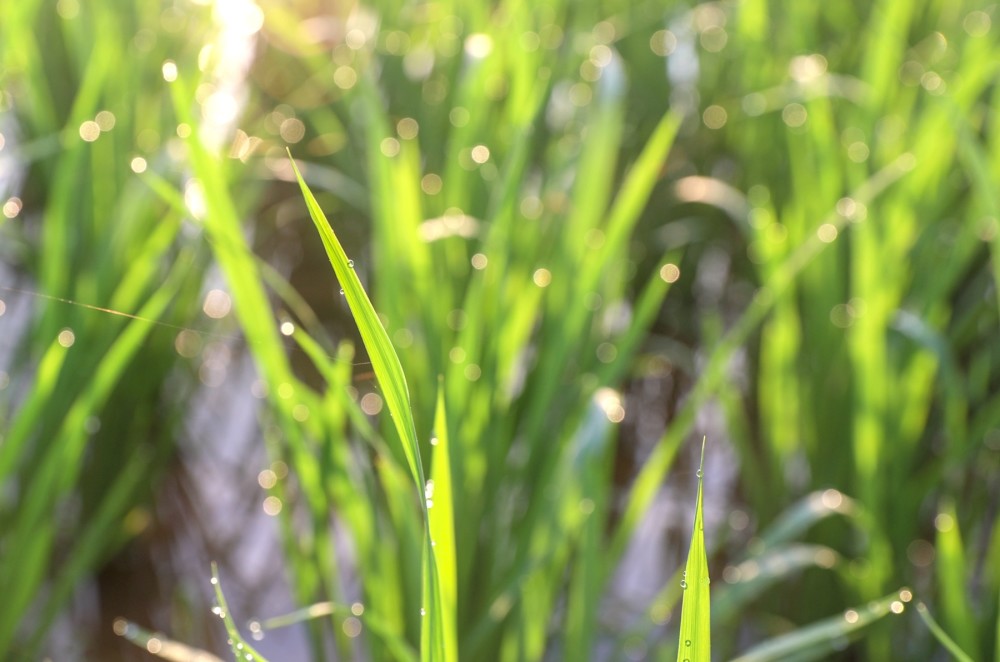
[211,562,269,662]
[934,500,980,659]
[427,380,458,661]
[288,152,424,490]
[254,601,419,662]
[289,154,448,661]
[676,438,710,662]
[713,544,840,623]
[915,603,975,662]
[731,591,907,662]
[116,620,225,662]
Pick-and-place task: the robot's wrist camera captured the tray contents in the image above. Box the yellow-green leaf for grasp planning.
[677,438,710,662]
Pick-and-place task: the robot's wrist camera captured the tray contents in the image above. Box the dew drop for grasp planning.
[696,469,703,478]
[210,577,218,585]
[420,608,426,616]
[339,288,345,295]
[348,259,355,268]
[685,639,691,646]
[680,580,688,589]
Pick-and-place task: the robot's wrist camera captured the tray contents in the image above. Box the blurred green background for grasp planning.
[1,0,998,660]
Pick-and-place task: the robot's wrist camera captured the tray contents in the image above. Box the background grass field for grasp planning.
[1,0,998,660]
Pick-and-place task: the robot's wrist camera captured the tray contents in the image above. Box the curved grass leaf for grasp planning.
[731,591,909,662]
[915,602,975,662]
[116,620,224,662]
[253,601,418,662]
[288,152,425,490]
[210,562,268,662]
[289,154,450,662]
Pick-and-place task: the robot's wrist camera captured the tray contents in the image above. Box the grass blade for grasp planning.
[426,381,458,661]
[288,152,424,490]
[116,620,224,662]
[211,563,268,662]
[934,499,980,660]
[289,154,449,661]
[915,602,975,662]
[676,438,710,662]
[731,591,909,662]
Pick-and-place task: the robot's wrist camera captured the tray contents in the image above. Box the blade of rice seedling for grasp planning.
[211,563,268,662]
[288,152,424,490]
[116,620,224,662]
[289,155,449,661]
[253,601,418,662]
[676,438,710,662]
[934,499,980,659]
[730,591,907,662]
[915,603,975,662]
[426,381,458,661]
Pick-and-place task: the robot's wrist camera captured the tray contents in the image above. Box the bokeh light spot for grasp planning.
[203,289,232,319]
[360,392,383,415]
[3,197,22,218]
[58,328,76,348]
[782,103,807,127]
[703,105,727,129]
[95,110,116,131]
[421,173,442,194]
[79,121,101,142]
[262,496,282,516]
[650,29,677,56]
[162,60,178,82]
[533,268,552,287]
[280,118,306,144]
[660,263,681,283]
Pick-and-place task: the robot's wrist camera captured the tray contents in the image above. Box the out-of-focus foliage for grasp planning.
[0,0,998,660]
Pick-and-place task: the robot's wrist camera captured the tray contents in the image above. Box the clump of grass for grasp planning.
[0,1,234,656]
